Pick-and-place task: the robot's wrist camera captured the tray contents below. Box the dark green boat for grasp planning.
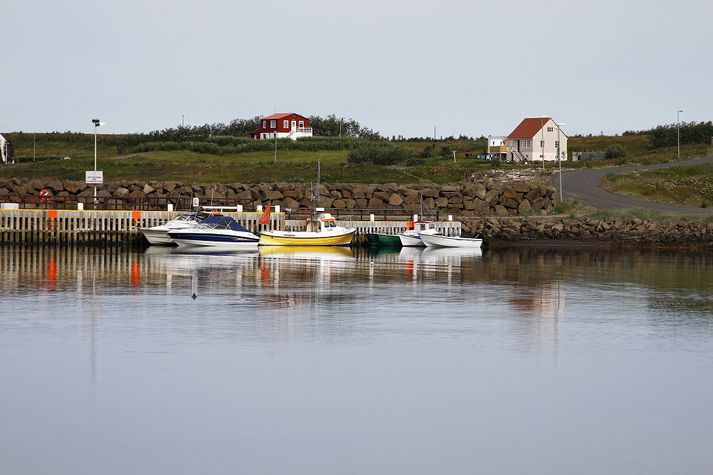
[366,233,402,248]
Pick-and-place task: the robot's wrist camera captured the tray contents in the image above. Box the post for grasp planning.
[274,132,277,164]
[556,122,566,203]
[452,150,456,163]
[541,117,545,171]
[677,110,680,160]
[93,125,98,206]
[33,133,36,163]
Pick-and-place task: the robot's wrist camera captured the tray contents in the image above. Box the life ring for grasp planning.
[39,189,53,204]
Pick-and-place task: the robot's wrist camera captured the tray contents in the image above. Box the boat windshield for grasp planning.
[322,220,336,228]
[174,212,210,222]
[197,215,250,232]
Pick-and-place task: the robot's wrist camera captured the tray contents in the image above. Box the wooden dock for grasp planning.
[0,209,461,247]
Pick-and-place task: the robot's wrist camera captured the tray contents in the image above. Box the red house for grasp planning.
[250,112,313,140]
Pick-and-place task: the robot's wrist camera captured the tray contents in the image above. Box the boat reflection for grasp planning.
[258,245,354,261]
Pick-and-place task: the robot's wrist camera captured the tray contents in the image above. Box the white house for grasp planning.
[0,134,8,164]
[487,135,508,160]
[505,117,567,162]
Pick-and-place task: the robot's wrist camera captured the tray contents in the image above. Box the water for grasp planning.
[1,245,713,474]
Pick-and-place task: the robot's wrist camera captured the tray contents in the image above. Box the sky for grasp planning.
[1,0,711,138]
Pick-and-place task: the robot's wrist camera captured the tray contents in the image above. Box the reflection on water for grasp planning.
[1,245,713,474]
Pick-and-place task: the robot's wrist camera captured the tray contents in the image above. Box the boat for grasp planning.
[259,160,355,247]
[167,214,259,248]
[140,211,210,245]
[366,232,402,248]
[259,212,356,246]
[418,232,483,249]
[398,220,439,247]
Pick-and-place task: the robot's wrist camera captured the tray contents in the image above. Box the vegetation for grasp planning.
[625,121,713,148]
[605,164,713,207]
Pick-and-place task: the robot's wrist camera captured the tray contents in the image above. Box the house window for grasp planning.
[555,140,560,148]
[298,120,304,128]
[262,120,266,128]
[283,120,289,129]
[270,120,276,128]
[540,140,545,147]
[547,127,554,132]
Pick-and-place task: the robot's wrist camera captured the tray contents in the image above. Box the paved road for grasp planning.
[554,156,713,216]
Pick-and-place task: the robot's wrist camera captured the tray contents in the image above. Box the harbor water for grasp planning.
[1,245,712,474]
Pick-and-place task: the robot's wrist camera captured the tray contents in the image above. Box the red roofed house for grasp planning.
[505,117,567,163]
[250,113,313,140]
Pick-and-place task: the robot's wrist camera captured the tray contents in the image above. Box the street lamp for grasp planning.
[92,118,105,205]
[556,122,566,202]
[677,109,683,160]
[541,116,546,171]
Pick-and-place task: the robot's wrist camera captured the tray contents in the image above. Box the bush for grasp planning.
[605,144,626,160]
[347,141,410,165]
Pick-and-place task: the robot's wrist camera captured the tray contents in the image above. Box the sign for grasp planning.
[85,170,103,185]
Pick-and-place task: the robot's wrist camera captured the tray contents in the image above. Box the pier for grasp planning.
[0,209,461,247]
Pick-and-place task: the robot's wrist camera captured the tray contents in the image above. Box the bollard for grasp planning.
[448,215,453,221]
[370,214,375,222]
[257,205,263,212]
[413,214,418,222]
[167,203,174,212]
[237,205,243,212]
[77,203,84,211]
[274,205,280,213]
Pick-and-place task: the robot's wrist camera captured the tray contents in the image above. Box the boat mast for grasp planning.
[315,159,321,219]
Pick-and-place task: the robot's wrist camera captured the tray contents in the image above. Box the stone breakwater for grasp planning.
[0,178,557,216]
[464,216,713,247]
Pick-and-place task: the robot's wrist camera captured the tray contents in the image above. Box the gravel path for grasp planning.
[554,156,713,216]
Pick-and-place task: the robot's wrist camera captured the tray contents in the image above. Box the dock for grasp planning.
[0,209,461,247]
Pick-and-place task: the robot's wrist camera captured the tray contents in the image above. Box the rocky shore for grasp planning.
[463,216,713,248]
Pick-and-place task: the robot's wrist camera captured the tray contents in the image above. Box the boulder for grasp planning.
[388,194,404,206]
[367,197,385,209]
[143,184,155,195]
[494,205,509,217]
[517,199,532,215]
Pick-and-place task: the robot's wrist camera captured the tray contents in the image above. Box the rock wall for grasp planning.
[463,216,713,246]
[0,177,557,216]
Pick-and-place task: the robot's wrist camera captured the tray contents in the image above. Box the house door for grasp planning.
[291,120,297,131]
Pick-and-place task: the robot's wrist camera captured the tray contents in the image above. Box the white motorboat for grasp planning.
[418,232,483,249]
[141,211,210,245]
[398,221,439,247]
[167,214,259,248]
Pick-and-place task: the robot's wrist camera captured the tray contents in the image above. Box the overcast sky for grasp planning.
[2,0,711,138]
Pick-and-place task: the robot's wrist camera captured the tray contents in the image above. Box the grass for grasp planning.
[1,132,710,185]
[605,163,713,207]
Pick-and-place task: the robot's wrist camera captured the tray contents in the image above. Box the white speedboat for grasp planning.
[259,213,355,246]
[167,214,259,248]
[398,221,439,247]
[419,232,483,249]
[141,211,210,245]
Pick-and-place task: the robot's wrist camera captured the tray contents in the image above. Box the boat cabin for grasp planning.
[306,212,339,232]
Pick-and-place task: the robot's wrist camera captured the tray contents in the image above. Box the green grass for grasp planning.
[605,163,713,207]
[2,132,711,185]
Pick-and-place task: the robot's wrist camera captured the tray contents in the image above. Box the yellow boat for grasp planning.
[259,213,355,247]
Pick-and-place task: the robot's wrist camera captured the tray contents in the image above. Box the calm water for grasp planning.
[1,245,713,474]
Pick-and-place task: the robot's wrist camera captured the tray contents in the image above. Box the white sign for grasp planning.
[85,170,104,185]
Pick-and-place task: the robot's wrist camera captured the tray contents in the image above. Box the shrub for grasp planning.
[347,141,410,165]
[605,144,626,159]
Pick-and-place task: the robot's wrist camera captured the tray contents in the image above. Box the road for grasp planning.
[554,156,713,216]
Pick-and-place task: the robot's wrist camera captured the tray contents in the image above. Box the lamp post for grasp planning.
[541,116,546,171]
[91,119,104,206]
[556,122,566,203]
[677,109,683,160]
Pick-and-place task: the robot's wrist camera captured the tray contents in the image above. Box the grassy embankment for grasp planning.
[1,132,709,186]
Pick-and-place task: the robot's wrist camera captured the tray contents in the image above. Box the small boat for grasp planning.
[140,211,210,245]
[366,233,402,248]
[167,214,259,248]
[418,232,483,249]
[259,212,355,246]
[398,221,439,247]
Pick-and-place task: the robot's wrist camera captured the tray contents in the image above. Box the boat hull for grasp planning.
[141,228,174,245]
[419,233,483,248]
[168,231,259,248]
[259,230,355,246]
[366,233,402,247]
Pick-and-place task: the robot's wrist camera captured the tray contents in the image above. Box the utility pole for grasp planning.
[541,117,546,172]
[677,109,683,160]
[33,133,36,163]
[274,131,277,164]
